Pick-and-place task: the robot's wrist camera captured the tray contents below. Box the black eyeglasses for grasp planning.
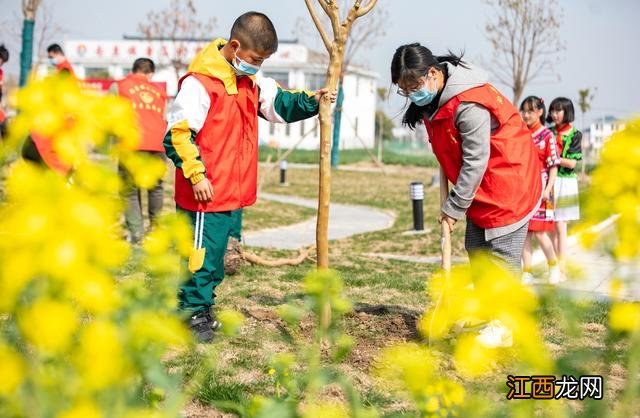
[396,75,428,97]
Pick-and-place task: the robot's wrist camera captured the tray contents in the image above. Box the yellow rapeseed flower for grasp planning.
[583,119,640,259]
[120,152,166,189]
[0,344,26,395]
[19,298,78,353]
[216,310,245,337]
[127,310,190,349]
[376,342,434,395]
[609,302,640,332]
[425,397,439,413]
[0,71,188,417]
[301,401,349,418]
[0,252,36,311]
[67,268,120,314]
[75,320,127,390]
[56,400,102,418]
[453,335,497,377]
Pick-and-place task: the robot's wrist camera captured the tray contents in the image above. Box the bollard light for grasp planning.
[410,181,424,231]
[279,160,288,185]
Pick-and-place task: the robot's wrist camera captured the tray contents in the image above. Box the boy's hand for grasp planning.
[192,178,214,202]
[315,88,337,104]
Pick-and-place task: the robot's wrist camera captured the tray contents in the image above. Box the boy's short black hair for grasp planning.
[546,97,575,124]
[47,43,64,55]
[230,11,278,54]
[132,57,155,74]
[0,44,9,63]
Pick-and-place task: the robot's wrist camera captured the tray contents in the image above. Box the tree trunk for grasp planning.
[19,19,35,87]
[330,81,344,167]
[512,79,523,107]
[376,111,383,163]
[316,50,343,269]
[580,112,587,176]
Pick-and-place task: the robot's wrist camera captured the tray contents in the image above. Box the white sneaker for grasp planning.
[521,271,535,285]
[548,265,565,285]
[476,320,513,348]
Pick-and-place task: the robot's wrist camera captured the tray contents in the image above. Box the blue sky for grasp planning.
[2,0,639,126]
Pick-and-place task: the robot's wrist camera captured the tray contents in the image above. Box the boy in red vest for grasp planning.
[116,58,168,244]
[164,11,335,342]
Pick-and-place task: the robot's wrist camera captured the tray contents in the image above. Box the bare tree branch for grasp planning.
[304,0,332,51]
[22,0,42,20]
[484,0,565,103]
[355,0,378,17]
[324,0,344,46]
[2,3,65,67]
[138,0,216,82]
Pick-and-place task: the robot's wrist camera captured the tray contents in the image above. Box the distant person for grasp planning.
[519,96,562,285]
[46,43,75,76]
[164,11,336,342]
[20,43,76,172]
[0,44,9,138]
[116,58,168,244]
[547,97,582,272]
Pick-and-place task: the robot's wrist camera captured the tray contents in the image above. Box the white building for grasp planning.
[60,38,378,150]
[587,115,625,155]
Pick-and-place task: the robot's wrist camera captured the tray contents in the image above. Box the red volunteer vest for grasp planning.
[29,61,77,174]
[31,132,72,174]
[424,84,541,228]
[56,60,75,76]
[117,73,167,152]
[174,73,259,212]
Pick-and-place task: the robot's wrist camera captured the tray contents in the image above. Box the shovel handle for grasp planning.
[439,168,452,272]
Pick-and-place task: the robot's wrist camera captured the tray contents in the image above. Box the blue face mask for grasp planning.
[233,50,260,76]
[48,57,58,67]
[408,77,438,106]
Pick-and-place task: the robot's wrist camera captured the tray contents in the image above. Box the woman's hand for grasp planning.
[438,212,457,232]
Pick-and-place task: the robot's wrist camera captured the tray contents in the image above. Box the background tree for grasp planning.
[484,0,565,104]
[296,2,387,167]
[19,0,41,86]
[375,87,392,162]
[138,0,216,82]
[2,3,65,71]
[578,87,596,174]
[304,0,378,269]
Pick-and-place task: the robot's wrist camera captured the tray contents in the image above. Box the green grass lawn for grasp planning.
[132,163,626,417]
[258,146,439,167]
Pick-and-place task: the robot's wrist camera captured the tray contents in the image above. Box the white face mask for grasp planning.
[408,76,438,106]
[232,49,260,76]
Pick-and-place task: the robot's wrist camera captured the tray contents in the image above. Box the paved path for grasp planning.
[362,253,468,265]
[244,194,635,301]
[243,193,395,250]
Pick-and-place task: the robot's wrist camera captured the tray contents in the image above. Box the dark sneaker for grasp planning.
[187,311,214,343]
